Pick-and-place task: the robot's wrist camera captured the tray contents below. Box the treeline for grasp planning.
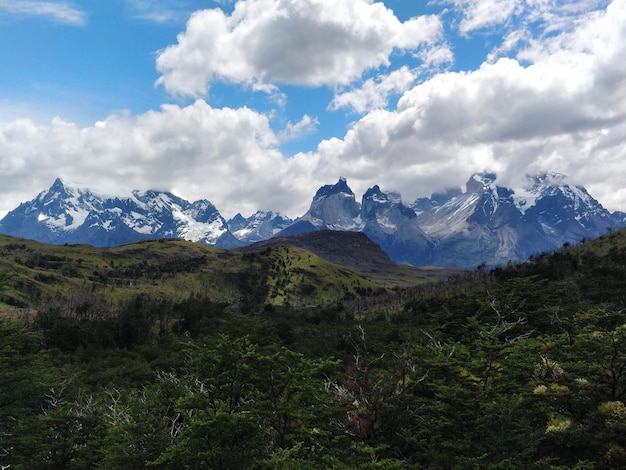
[2,234,626,468]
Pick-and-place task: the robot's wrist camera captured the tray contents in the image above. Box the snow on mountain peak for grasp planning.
[1,174,624,268]
[466,172,497,193]
[314,177,354,200]
[529,171,567,188]
[363,185,402,205]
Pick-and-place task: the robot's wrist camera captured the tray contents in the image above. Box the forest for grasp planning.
[2,229,626,469]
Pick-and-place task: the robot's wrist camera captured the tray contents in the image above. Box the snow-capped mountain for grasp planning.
[515,172,617,243]
[410,172,622,267]
[276,172,624,267]
[412,173,549,267]
[227,211,293,244]
[0,178,241,248]
[1,172,624,268]
[278,177,362,235]
[278,178,432,265]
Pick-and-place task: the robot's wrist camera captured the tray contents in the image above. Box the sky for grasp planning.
[0,0,625,220]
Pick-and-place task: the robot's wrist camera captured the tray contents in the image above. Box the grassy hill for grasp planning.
[0,233,444,314]
[241,230,454,287]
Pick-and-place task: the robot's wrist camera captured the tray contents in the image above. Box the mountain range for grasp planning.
[1,173,624,268]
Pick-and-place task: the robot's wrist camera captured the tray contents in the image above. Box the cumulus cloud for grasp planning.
[0,0,86,25]
[329,67,418,114]
[155,0,444,97]
[277,115,319,143]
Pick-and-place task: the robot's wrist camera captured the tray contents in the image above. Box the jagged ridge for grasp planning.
[1,173,624,268]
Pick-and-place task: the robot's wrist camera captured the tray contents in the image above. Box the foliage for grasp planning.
[2,229,626,467]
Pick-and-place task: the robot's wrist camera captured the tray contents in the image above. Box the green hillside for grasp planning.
[2,229,626,468]
[242,230,447,286]
[0,235,397,313]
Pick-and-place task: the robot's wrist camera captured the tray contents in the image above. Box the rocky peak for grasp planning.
[362,185,413,221]
[466,172,497,194]
[313,177,354,200]
[227,210,293,243]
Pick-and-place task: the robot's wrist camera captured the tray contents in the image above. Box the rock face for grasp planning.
[276,177,362,237]
[411,173,546,267]
[1,172,623,268]
[0,178,241,248]
[516,172,617,244]
[277,178,432,265]
[360,185,432,266]
[410,172,620,267]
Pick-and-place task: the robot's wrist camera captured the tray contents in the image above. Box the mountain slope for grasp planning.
[411,172,622,267]
[279,177,362,235]
[413,173,548,267]
[278,179,435,266]
[516,172,616,243]
[361,185,432,266]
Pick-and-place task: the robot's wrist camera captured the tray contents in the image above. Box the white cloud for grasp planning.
[439,0,521,35]
[127,0,200,24]
[0,0,86,25]
[278,115,319,142]
[330,67,418,114]
[155,0,444,97]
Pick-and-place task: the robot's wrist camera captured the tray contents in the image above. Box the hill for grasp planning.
[240,230,452,287]
[0,233,432,313]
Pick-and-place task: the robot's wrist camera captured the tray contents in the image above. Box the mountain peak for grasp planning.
[49,177,87,192]
[45,177,75,196]
[363,185,402,205]
[51,177,66,189]
[314,177,354,200]
[35,177,86,207]
[2,173,624,269]
[466,172,497,193]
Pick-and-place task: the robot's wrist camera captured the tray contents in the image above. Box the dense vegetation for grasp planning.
[2,229,626,468]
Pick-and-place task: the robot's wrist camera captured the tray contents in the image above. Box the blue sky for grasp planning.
[1,0,625,219]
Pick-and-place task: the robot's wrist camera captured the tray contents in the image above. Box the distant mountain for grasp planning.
[227,211,293,244]
[360,185,432,266]
[0,178,241,248]
[1,172,624,269]
[278,177,362,236]
[516,172,619,243]
[275,172,624,268]
[278,178,432,266]
[411,172,622,267]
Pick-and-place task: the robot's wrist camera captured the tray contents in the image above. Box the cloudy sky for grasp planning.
[1,0,625,219]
